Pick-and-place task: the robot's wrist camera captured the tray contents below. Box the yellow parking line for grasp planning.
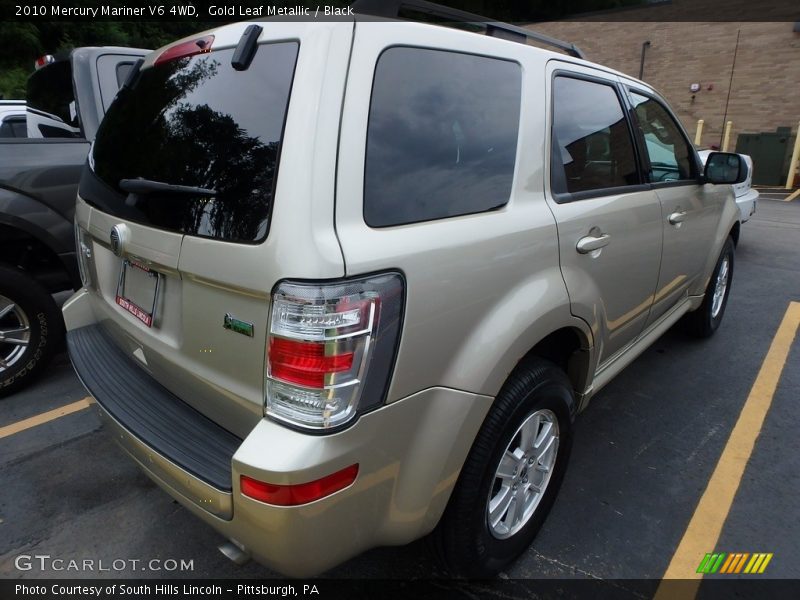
[654,301,800,597]
[0,396,94,439]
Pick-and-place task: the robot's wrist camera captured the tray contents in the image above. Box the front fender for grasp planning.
[692,190,740,297]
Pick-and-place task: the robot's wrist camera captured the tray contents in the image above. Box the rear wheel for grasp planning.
[433,358,574,577]
[0,265,64,397]
[685,236,734,338]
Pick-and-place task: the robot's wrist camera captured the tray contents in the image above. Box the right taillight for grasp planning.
[266,272,404,432]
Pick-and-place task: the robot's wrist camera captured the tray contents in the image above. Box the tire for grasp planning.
[0,265,64,398]
[684,236,735,338]
[432,358,574,577]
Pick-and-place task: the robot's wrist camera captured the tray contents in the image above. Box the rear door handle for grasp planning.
[576,233,611,254]
[668,211,687,225]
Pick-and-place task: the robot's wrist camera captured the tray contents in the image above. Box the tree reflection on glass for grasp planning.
[90,43,298,242]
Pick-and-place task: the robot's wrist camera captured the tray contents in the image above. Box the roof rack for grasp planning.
[350,0,586,59]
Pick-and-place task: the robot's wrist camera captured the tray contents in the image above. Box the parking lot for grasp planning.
[1,197,798,583]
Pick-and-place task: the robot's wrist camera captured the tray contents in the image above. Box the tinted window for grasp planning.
[364,47,521,227]
[551,76,639,195]
[630,91,695,182]
[10,118,27,137]
[116,62,135,88]
[0,117,26,138]
[83,42,298,243]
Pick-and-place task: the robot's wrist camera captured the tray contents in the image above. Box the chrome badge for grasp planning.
[110,224,129,257]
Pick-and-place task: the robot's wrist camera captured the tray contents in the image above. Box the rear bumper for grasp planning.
[64,290,492,576]
[67,323,239,518]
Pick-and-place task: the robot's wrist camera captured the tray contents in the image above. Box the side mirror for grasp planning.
[704,152,748,184]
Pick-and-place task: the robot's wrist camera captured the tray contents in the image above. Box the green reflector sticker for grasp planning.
[223,313,255,337]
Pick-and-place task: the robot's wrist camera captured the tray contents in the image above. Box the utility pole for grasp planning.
[720,29,741,148]
[638,40,651,80]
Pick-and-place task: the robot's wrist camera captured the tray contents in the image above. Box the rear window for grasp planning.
[364,47,521,227]
[82,42,298,243]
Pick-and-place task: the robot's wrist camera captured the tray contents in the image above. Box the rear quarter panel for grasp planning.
[335,23,591,401]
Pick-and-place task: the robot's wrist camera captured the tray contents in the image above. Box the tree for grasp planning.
[0,22,214,99]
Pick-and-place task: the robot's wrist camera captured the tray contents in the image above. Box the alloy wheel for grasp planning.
[487,409,560,539]
[0,294,32,372]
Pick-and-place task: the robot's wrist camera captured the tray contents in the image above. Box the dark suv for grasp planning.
[0,47,147,396]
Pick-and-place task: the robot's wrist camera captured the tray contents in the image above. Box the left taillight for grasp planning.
[266,272,404,432]
[34,55,54,70]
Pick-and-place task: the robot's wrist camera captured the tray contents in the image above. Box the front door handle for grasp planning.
[668,211,687,225]
[576,233,611,254]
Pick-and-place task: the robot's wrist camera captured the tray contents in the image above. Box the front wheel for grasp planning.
[432,358,574,577]
[685,236,735,338]
[0,265,64,398]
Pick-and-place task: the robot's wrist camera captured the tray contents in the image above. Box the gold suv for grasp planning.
[65,6,745,577]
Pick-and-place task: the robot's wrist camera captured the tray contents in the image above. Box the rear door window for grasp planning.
[550,75,640,196]
[82,42,299,243]
[364,47,522,227]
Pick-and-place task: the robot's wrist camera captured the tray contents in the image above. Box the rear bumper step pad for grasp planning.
[67,324,241,491]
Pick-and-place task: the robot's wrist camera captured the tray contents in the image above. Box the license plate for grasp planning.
[115,260,161,327]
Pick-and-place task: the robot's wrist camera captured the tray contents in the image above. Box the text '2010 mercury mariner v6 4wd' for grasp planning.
[64,1,747,577]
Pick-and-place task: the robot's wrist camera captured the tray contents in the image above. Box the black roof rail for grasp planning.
[350,0,586,59]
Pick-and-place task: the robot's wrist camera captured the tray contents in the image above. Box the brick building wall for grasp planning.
[528,12,800,155]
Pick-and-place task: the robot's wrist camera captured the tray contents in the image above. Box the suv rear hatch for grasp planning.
[75,22,351,438]
[25,56,82,138]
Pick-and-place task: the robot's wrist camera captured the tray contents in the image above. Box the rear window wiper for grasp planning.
[119,178,216,197]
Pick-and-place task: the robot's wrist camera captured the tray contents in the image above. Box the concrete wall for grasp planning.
[528,19,800,153]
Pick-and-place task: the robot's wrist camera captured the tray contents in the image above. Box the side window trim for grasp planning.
[549,70,646,204]
[616,82,654,185]
[624,86,702,187]
[554,183,653,204]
